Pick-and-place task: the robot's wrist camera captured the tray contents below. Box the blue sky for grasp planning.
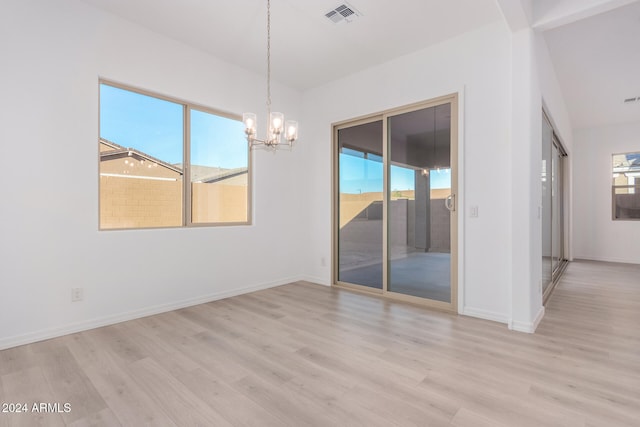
[100,84,246,169]
[191,109,247,169]
[339,154,451,194]
[100,83,451,189]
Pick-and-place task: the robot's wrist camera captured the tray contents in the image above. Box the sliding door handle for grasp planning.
[445,194,456,212]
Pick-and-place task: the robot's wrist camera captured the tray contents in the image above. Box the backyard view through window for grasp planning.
[99,82,249,229]
[337,101,456,304]
[612,151,640,220]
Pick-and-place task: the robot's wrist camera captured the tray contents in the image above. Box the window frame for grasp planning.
[98,79,252,230]
[612,150,640,221]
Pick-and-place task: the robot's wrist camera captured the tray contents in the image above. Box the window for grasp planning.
[612,152,640,220]
[99,81,250,229]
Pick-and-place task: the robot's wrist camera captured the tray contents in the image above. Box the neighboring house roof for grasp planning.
[99,138,248,183]
[182,164,248,184]
[99,138,183,175]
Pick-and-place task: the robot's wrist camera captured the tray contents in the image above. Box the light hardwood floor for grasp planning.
[1,260,639,426]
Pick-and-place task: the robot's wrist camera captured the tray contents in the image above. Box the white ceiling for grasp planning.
[80,0,640,130]
[541,1,640,129]
[80,0,502,90]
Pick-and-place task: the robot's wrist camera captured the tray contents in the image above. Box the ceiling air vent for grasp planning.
[325,2,362,24]
[624,97,638,103]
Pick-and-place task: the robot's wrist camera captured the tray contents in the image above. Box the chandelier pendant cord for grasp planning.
[266,0,272,122]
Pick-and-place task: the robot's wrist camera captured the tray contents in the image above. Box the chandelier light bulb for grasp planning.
[285,120,298,142]
[243,113,257,136]
[270,112,284,133]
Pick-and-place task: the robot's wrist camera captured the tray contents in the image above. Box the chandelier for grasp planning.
[243,0,299,149]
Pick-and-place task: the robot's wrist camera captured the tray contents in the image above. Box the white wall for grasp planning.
[533,0,638,29]
[299,22,513,323]
[509,28,543,332]
[573,122,640,263]
[537,31,574,265]
[495,1,575,332]
[537,35,573,151]
[507,29,574,333]
[0,0,304,349]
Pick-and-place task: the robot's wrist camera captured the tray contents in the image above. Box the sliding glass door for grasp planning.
[335,96,458,310]
[552,143,564,273]
[541,112,567,301]
[541,116,553,289]
[337,119,384,289]
[388,104,453,302]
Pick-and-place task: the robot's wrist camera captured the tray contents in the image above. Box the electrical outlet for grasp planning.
[71,287,84,302]
[321,257,327,267]
[470,205,479,218]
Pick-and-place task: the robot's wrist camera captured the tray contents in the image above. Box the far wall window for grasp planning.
[99,81,250,230]
[612,152,640,220]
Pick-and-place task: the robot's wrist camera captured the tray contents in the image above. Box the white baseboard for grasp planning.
[509,306,545,333]
[297,275,330,286]
[572,255,640,265]
[461,307,509,324]
[0,277,298,351]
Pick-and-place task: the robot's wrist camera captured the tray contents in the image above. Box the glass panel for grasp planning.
[612,152,640,220]
[388,104,451,302]
[541,115,553,291]
[613,187,640,219]
[338,121,384,289]
[190,109,248,223]
[551,143,561,272]
[99,84,183,229]
[612,152,640,185]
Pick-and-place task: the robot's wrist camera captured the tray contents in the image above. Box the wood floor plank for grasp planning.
[0,377,8,427]
[171,367,285,427]
[231,374,331,426]
[339,383,455,426]
[31,340,108,425]
[65,408,122,427]
[1,367,66,427]
[231,373,379,427]
[450,407,512,427]
[0,345,37,377]
[421,366,585,427]
[1,259,639,426]
[125,357,233,426]
[67,335,177,427]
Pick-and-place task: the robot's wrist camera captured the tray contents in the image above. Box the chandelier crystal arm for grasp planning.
[243,0,298,150]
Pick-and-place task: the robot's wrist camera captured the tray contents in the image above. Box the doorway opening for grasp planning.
[333,95,458,311]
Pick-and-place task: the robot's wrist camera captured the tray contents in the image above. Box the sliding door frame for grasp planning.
[332,93,459,313]
[332,114,385,295]
[542,110,569,304]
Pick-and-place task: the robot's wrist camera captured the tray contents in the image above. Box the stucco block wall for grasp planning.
[99,178,248,228]
[99,177,183,228]
[192,183,248,223]
[430,198,451,253]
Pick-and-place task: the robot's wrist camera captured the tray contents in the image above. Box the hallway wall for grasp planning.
[573,122,640,264]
